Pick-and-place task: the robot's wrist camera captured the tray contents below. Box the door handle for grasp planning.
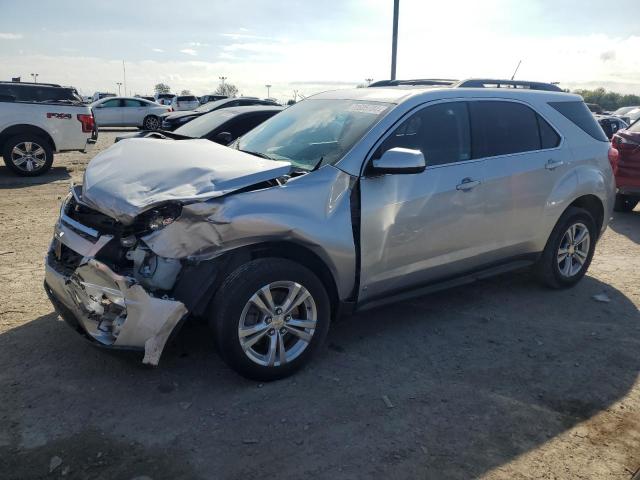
[456,178,481,191]
[545,159,564,170]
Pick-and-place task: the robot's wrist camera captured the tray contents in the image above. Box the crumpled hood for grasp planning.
[82,138,291,224]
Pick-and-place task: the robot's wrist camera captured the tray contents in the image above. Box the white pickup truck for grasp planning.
[0,82,97,176]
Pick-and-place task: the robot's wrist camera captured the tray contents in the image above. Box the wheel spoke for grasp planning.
[250,291,273,316]
[282,284,310,315]
[266,333,277,366]
[12,146,26,157]
[561,257,572,276]
[277,332,287,365]
[557,252,568,263]
[23,142,32,153]
[285,325,312,343]
[13,155,28,166]
[574,250,587,264]
[239,322,269,338]
[33,147,45,157]
[574,228,588,246]
[286,318,316,329]
[258,285,276,312]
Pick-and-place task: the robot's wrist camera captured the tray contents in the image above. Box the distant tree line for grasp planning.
[573,87,640,111]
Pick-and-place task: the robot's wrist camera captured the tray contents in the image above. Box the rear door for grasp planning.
[359,101,487,302]
[93,99,123,126]
[122,99,147,125]
[469,99,563,258]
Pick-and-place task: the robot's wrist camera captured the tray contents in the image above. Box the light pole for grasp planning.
[30,73,39,83]
[116,82,122,96]
[265,84,272,99]
[390,0,399,80]
[365,78,373,86]
[219,76,227,86]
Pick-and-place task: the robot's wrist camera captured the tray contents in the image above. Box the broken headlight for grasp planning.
[138,204,182,233]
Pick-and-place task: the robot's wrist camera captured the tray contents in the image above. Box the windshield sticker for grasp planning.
[348,103,388,114]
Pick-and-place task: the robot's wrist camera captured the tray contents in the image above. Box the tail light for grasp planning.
[608,146,619,172]
[77,113,95,133]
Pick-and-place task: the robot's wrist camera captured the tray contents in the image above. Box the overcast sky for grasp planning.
[1,0,639,100]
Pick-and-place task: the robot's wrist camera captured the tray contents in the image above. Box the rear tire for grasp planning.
[613,193,638,212]
[143,115,160,131]
[210,258,331,381]
[535,207,597,289]
[2,134,53,176]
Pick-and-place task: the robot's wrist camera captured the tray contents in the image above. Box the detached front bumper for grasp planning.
[44,218,187,365]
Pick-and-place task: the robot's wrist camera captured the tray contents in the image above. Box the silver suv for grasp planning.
[44,85,616,380]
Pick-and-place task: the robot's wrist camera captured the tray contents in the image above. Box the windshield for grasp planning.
[628,119,640,133]
[175,109,237,138]
[236,99,392,170]
[195,98,229,113]
[614,106,637,116]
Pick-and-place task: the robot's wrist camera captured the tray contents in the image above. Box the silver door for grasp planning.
[359,101,487,302]
[469,100,565,258]
[122,99,147,126]
[93,99,123,126]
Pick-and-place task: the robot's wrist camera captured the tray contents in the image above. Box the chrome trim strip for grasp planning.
[60,212,100,238]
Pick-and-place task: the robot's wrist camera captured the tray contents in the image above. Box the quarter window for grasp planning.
[469,101,541,158]
[377,102,471,166]
[537,114,561,149]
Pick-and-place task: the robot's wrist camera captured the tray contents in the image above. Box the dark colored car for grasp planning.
[200,94,228,104]
[611,120,640,212]
[159,97,280,131]
[115,105,283,145]
[595,115,628,140]
[0,81,83,103]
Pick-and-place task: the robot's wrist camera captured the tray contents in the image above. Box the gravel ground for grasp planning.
[0,130,639,479]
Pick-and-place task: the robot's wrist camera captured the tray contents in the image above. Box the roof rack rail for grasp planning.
[1,80,62,87]
[454,78,562,92]
[368,79,458,87]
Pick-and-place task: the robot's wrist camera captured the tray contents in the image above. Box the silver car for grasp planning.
[92,96,171,130]
[45,86,615,380]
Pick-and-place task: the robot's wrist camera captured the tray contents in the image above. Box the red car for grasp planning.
[611,121,640,212]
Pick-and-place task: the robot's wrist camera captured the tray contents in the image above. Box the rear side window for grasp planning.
[549,101,609,142]
[469,101,541,158]
[177,96,197,101]
[537,115,561,149]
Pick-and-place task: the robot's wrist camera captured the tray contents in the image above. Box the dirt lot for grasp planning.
[0,130,639,479]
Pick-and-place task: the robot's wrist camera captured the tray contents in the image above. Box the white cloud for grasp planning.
[187,41,209,47]
[152,48,164,53]
[179,48,197,56]
[0,32,22,40]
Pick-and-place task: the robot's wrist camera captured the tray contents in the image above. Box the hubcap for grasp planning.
[557,222,590,277]
[11,141,46,172]
[238,281,317,367]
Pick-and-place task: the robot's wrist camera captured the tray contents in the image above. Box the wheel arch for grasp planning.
[568,194,604,234]
[0,124,57,154]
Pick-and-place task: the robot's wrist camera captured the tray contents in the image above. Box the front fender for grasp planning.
[142,166,357,299]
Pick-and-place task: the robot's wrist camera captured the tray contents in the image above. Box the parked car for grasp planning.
[586,103,604,114]
[0,82,96,176]
[595,115,628,139]
[625,108,640,125]
[45,85,614,380]
[170,95,200,111]
[160,97,279,130]
[115,105,283,144]
[154,93,175,106]
[136,95,157,103]
[611,120,640,212]
[91,92,116,102]
[91,97,171,130]
[200,94,228,104]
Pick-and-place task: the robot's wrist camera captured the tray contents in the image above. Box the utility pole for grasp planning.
[116,82,122,96]
[30,73,39,83]
[219,76,227,86]
[390,0,399,80]
[265,84,272,99]
[122,60,127,96]
[365,78,373,86]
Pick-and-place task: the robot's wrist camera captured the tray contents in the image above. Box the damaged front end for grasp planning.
[44,187,188,365]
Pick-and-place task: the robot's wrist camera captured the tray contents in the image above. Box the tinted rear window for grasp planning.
[549,101,608,142]
[469,101,541,158]
[177,96,197,101]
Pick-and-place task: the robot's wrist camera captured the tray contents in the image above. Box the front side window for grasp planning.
[376,101,471,166]
[237,99,392,171]
[470,101,541,158]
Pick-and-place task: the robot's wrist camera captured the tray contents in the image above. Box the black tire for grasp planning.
[535,206,597,289]
[143,115,160,130]
[613,193,638,213]
[210,258,331,381]
[2,134,53,176]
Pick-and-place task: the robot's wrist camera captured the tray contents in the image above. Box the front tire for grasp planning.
[143,115,160,131]
[2,134,53,176]
[535,207,597,289]
[210,258,331,381]
[613,193,638,213]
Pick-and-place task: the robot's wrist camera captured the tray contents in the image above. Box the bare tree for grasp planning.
[180,89,192,95]
[214,83,238,98]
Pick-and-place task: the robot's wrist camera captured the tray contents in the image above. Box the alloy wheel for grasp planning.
[11,141,47,172]
[557,222,590,277]
[238,281,317,367]
[145,117,159,130]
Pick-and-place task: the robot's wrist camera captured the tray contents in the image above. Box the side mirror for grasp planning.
[370,147,426,175]
[215,131,234,145]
